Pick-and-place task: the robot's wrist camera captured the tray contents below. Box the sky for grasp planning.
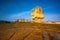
[0,0,60,21]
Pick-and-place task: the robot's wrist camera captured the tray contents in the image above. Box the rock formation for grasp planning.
[31,6,44,23]
[0,6,60,40]
[13,18,31,22]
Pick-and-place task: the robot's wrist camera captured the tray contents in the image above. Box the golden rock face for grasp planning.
[31,6,44,23]
[13,18,31,22]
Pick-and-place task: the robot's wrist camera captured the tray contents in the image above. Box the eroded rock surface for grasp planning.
[0,22,60,40]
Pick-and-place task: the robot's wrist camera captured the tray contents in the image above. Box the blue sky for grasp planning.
[0,0,60,21]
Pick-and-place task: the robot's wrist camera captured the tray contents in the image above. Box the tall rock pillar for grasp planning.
[31,6,44,23]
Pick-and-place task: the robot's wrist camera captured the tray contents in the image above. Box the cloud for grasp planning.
[5,11,60,21]
[7,11,32,21]
[43,13,60,21]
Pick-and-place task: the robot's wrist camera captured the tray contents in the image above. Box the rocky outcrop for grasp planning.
[31,6,44,23]
[13,18,31,22]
